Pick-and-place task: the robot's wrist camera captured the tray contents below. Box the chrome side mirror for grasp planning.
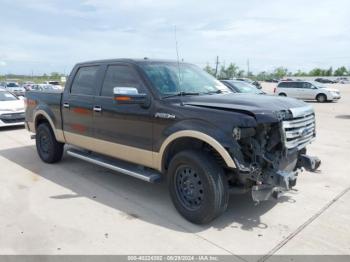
[113,87,149,107]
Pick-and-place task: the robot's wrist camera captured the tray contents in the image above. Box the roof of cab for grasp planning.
[75,58,182,66]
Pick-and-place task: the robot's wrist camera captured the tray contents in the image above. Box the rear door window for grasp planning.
[71,66,99,95]
[278,82,290,88]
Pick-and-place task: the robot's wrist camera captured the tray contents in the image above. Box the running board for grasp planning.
[66,149,161,183]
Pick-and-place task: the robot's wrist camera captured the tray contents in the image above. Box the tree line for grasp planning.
[204,63,349,80]
[0,72,65,83]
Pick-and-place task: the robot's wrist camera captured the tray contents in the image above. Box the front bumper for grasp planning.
[330,95,341,100]
[0,112,25,127]
[251,154,321,202]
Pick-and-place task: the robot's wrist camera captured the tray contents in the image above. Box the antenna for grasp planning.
[174,25,182,89]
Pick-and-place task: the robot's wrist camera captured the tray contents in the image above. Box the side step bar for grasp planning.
[66,148,161,183]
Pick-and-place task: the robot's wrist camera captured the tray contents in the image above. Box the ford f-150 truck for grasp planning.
[25,59,320,224]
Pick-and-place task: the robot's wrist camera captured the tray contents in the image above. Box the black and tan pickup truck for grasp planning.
[25,59,320,224]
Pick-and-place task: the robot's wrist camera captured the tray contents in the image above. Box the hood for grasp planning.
[182,93,312,123]
[321,87,339,92]
[0,99,25,112]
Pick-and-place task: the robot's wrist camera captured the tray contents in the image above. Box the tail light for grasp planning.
[273,87,276,93]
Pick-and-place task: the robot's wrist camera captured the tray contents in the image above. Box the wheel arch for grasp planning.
[316,92,327,100]
[157,130,236,172]
[34,110,65,142]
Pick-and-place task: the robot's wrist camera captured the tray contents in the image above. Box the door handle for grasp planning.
[63,103,70,108]
[93,105,102,112]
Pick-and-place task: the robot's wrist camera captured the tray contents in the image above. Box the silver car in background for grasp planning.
[5,82,26,97]
[0,88,25,127]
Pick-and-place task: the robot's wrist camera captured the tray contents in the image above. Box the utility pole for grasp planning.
[214,56,219,77]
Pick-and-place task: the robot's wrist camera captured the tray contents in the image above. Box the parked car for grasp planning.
[315,78,335,84]
[22,81,35,91]
[234,78,262,89]
[25,59,320,224]
[44,81,64,90]
[335,77,350,84]
[0,88,25,127]
[31,84,62,92]
[221,80,265,94]
[5,82,26,96]
[265,79,279,83]
[274,81,341,102]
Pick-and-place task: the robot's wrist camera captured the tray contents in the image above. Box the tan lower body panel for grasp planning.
[64,131,158,170]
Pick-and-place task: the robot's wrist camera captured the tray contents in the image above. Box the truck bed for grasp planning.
[25,91,63,133]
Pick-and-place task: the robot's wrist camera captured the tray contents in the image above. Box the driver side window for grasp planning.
[101,65,145,97]
[302,82,312,89]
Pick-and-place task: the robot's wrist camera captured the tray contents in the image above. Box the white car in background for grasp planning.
[5,82,26,97]
[44,81,64,90]
[0,88,25,127]
[274,80,341,102]
[31,84,62,92]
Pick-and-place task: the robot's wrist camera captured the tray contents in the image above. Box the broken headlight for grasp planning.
[274,110,293,121]
[232,127,256,140]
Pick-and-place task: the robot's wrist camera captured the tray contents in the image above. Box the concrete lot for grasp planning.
[0,83,349,259]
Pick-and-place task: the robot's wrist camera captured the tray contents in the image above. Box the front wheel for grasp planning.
[316,94,327,102]
[36,123,64,163]
[168,150,229,224]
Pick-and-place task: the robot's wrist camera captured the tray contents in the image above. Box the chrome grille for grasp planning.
[282,112,316,150]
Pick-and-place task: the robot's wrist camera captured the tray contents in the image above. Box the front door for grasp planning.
[299,82,315,100]
[93,64,154,168]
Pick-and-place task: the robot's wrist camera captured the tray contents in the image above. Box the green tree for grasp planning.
[203,64,215,76]
[294,70,308,77]
[217,65,227,79]
[256,71,268,81]
[225,63,239,79]
[309,68,322,76]
[333,66,348,76]
[273,67,288,79]
[326,67,333,76]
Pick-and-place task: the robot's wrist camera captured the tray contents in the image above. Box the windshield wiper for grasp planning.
[203,90,224,95]
[162,91,200,99]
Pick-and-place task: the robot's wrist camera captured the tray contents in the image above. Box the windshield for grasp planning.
[0,91,18,101]
[229,81,263,94]
[7,83,19,87]
[140,62,231,97]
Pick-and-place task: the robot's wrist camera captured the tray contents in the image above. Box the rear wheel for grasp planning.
[279,93,287,96]
[316,93,327,103]
[36,122,64,163]
[168,150,229,224]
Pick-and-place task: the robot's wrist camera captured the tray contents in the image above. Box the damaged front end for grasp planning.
[228,105,321,202]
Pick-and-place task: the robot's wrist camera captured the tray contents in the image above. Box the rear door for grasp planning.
[92,63,154,167]
[278,82,295,97]
[62,65,101,145]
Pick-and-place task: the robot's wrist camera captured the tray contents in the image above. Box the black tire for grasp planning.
[168,150,229,224]
[316,93,327,103]
[36,122,64,163]
[279,93,287,96]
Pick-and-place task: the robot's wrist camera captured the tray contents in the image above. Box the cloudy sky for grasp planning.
[0,0,349,75]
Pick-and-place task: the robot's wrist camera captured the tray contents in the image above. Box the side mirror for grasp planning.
[113,87,149,106]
